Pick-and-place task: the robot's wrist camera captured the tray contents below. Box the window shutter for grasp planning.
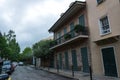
[79,15,85,26]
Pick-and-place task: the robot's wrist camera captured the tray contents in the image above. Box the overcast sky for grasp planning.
[0,0,85,52]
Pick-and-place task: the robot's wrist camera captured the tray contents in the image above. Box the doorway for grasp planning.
[101,47,118,77]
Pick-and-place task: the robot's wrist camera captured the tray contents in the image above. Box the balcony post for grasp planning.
[72,65,74,77]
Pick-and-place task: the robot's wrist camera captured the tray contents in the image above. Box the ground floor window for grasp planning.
[64,51,69,70]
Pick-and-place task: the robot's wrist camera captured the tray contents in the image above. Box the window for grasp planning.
[70,22,74,31]
[79,15,85,26]
[99,16,111,35]
[70,22,75,37]
[57,32,61,44]
[64,27,67,34]
[97,0,104,4]
[57,32,61,38]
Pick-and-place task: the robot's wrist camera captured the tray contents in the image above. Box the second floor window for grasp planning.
[57,32,61,39]
[99,16,111,35]
[70,22,75,37]
[70,22,74,31]
[64,27,67,34]
[97,0,104,4]
[79,15,85,26]
[57,32,61,44]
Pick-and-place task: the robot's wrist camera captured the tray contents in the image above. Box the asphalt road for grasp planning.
[11,66,77,80]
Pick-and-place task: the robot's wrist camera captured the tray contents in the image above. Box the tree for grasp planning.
[32,39,53,67]
[0,32,9,58]
[19,47,33,64]
[5,30,20,61]
[6,30,16,42]
[32,40,52,58]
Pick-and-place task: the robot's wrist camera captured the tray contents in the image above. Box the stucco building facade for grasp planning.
[49,0,120,78]
[87,0,120,77]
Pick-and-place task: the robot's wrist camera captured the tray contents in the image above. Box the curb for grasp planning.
[41,69,79,80]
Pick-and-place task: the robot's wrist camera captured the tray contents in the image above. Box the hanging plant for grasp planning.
[51,40,57,45]
[74,24,85,33]
[64,33,71,40]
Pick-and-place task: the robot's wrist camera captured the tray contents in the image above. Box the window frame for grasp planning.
[99,15,111,35]
[70,22,74,31]
[79,14,85,26]
[97,0,105,5]
[64,27,67,35]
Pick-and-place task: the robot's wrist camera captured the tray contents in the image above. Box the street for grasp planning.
[11,66,77,80]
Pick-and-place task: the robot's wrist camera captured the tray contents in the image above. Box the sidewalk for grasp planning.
[37,67,120,80]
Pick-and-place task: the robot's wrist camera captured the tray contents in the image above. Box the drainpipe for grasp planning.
[89,65,92,80]
[87,29,93,80]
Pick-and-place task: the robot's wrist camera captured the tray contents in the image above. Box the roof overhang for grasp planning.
[49,1,86,32]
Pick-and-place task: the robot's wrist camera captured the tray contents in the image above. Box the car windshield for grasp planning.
[3,61,11,65]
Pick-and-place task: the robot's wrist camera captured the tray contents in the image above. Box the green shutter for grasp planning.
[70,22,74,30]
[70,22,75,37]
[64,51,69,70]
[71,50,78,71]
[81,47,89,73]
[79,15,85,26]
[59,53,62,69]
[58,32,61,44]
[64,27,67,34]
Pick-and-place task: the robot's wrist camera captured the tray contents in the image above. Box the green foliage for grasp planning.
[32,39,53,58]
[51,40,57,45]
[74,24,85,33]
[64,33,71,40]
[19,47,33,64]
[23,47,32,54]
[0,33,9,58]
[22,47,32,59]
[0,30,20,61]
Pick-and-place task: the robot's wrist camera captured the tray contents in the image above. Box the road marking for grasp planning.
[8,77,11,80]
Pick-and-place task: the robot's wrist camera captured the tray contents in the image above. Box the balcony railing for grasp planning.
[50,27,88,48]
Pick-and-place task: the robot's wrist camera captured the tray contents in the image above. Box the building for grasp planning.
[49,0,120,78]
[87,0,120,77]
[49,1,90,72]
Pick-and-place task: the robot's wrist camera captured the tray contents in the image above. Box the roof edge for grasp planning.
[48,1,86,32]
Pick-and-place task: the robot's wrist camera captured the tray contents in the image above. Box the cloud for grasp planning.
[0,0,85,52]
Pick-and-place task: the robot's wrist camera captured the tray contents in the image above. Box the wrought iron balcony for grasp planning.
[50,27,89,49]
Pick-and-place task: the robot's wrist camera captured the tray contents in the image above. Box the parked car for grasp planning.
[2,60,14,74]
[0,73,9,80]
[18,62,23,66]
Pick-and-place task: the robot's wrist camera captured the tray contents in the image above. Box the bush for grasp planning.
[64,33,71,40]
[74,24,85,33]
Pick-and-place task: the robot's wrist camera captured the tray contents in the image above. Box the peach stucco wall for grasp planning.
[87,0,120,76]
[54,9,88,39]
[53,41,89,71]
[87,0,120,41]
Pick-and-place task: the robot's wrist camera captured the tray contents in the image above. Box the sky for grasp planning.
[0,0,85,52]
